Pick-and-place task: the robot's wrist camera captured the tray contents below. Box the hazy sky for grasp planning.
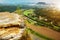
[0,0,60,4]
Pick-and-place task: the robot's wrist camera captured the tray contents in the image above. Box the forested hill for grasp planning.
[0,2,52,12]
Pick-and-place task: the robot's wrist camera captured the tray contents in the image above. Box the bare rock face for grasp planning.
[0,12,24,27]
[0,12,25,40]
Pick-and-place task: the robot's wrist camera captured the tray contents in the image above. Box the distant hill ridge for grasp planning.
[36,2,47,5]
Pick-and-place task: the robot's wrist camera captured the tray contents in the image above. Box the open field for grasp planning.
[25,21,60,40]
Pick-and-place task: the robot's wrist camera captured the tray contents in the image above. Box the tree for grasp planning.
[34,8,60,26]
[15,6,23,15]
